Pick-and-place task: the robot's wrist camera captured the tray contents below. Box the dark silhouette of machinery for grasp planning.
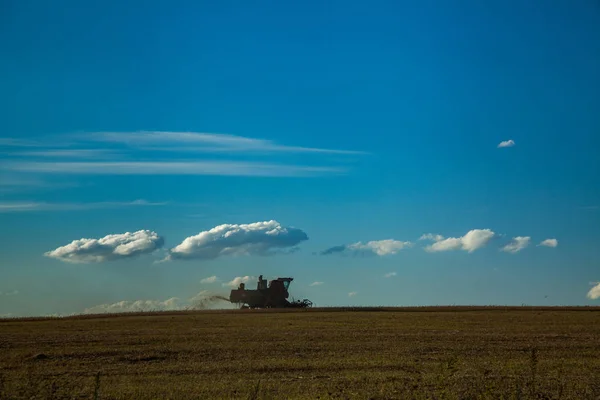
[229,275,313,309]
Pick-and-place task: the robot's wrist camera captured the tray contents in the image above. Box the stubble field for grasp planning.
[1,307,599,399]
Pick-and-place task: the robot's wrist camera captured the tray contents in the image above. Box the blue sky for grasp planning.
[1,1,599,316]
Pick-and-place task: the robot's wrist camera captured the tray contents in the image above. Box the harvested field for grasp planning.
[1,307,599,399]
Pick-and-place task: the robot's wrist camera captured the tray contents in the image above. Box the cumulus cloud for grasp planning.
[321,239,412,256]
[422,229,495,253]
[348,292,358,297]
[587,282,600,300]
[200,276,219,284]
[309,281,324,286]
[223,276,255,288]
[384,272,397,278]
[167,220,308,261]
[501,236,531,253]
[45,230,164,263]
[497,139,515,148]
[539,238,558,248]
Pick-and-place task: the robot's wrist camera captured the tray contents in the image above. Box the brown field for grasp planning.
[1,307,599,399]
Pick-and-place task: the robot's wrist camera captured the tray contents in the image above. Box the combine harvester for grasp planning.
[229,275,313,309]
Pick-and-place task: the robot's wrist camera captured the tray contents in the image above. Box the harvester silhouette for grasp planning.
[229,275,313,309]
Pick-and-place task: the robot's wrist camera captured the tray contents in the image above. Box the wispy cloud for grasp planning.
[539,238,558,248]
[45,230,164,263]
[348,292,358,297]
[587,282,600,300]
[0,138,49,147]
[84,131,367,155]
[501,236,531,253]
[421,229,495,253]
[0,290,19,296]
[1,131,363,180]
[3,161,345,177]
[200,276,219,284]
[321,239,412,256]
[0,175,82,194]
[580,205,598,210]
[12,149,119,158]
[309,281,324,286]
[384,272,397,278]
[166,220,308,261]
[0,199,166,213]
[497,139,515,148]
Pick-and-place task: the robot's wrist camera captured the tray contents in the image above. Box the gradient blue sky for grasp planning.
[1,1,599,316]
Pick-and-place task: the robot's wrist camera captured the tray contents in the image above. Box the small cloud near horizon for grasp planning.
[539,238,558,248]
[501,236,531,253]
[321,239,412,257]
[309,281,324,286]
[223,276,255,288]
[200,276,219,284]
[421,229,495,253]
[384,272,397,278]
[587,282,600,300]
[497,139,515,148]
[348,292,358,297]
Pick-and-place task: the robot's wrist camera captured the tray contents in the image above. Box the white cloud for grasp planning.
[85,131,366,155]
[587,282,600,300]
[321,239,412,256]
[309,281,324,286]
[0,199,165,213]
[200,276,219,284]
[45,230,164,263]
[384,272,397,278]
[0,290,19,296]
[497,139,515,148]
[84,297,182,314]
[501,236,531,253]
[539,238,558,248]
[223,276,255,288]
[348,292,358,297]
[419,233,444,242]
[167,220,308,261]
[422,229,496,253]
[4,161,345,177]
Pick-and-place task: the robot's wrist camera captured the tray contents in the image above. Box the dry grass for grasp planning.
[1,307,599,399]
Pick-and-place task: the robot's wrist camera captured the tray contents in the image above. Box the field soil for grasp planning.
[1,307,599,399]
